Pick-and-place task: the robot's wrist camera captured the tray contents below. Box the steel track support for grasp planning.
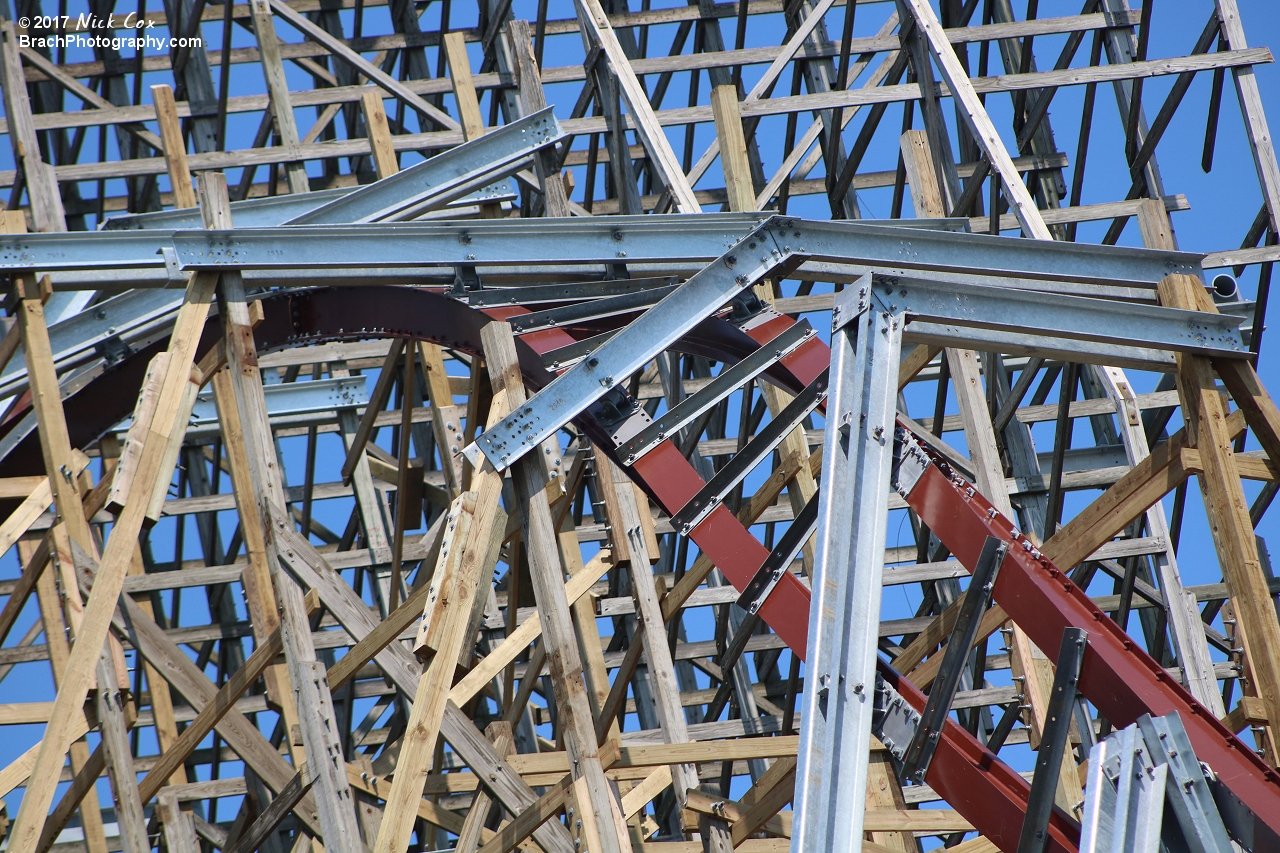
[793,276,902,853]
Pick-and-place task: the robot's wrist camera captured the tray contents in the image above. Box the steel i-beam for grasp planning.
[792,276,902,853]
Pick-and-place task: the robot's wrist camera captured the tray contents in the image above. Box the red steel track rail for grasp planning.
[902,437,1280,841]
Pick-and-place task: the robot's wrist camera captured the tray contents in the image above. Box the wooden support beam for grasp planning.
[456,723,515,852]
[226,763,317,853]
[595,451,696,801]
[248,0,311,193]
[901,0,1049,239]
[16,45,162,152]
[418,341,466,498]
[31,547,109,853]
[710,85,757,214]
[898,0,1053,239]
[7,213,144,853]
[30,741,102,853]
[340,339,404,485]
[94,649,149,853]
[373,488,493,853]
[729,756,797,844]
[266,0,460,133]
[1161,290,1280,763]
[572,0,700,213]
[863,751,916,853]
[1219,601,1279,761]
[156,792,201,853]
[593,450,696,799]
[260,497,574,853]
[359,90,399,180]
[476,773,575,853]
[1139,198,1280,757]
[0,19,64,231]
[1214,0,1280,233]
[1094,365,1223,713]
[126,542,189,789]
[138,593,320,804]
[444,32,486,141]
[201,177,308,777]
[485,320,631,853]
[211,174,361,844]
[506,19,572,217]
[901,130,947,218]
[152,84,198,208]
[449,549,612,707]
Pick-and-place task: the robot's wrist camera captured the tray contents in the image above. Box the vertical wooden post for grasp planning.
[443,32,485,142]
[151,84,198,209]
[900,130,946,218]
[484,322,631,853]
[359,90,399,181]
[1139,198,1280,763]
[455,723,514,851]
[9,217,138,853]
[505,19,572,217]
[31,559,109,853]
[0,19,65,231]
[200,177,308,775]
[157,792,201,853]
[375,489,507,852]
[594,451,698,801]
[94,648,150,853]
[248,0,311,193]
[419,342,466,499]
[558,510,617,743]
[204,171,362,844]
[710,85,756,214]
[5,262,219,853]
[1214,0,1280,233]
[444,32,503,219]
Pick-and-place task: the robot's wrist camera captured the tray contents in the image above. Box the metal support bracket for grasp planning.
[736,491,819,615]
[286,107,565,224]
[669,368,828,535]
[1018,627,1088,853]
[899,534,1007,784]
[618,320,814,464]
[872,674,924,764]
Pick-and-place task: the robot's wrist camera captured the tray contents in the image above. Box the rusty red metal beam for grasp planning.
[903,440,1280,839]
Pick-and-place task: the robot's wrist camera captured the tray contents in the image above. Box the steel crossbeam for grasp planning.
[100,181,519,231]
[884,273,1247,359]
[0,215,1198,279]
[470,239,1236,473]
[285,108,563,224]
